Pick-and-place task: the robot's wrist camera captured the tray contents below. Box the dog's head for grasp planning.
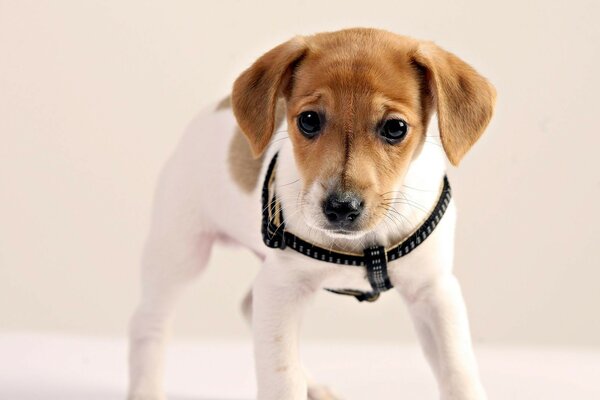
[232,28,495,237]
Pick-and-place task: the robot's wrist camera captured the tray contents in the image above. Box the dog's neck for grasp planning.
[274,129,448,255]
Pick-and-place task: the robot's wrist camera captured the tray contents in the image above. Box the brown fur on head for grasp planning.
[232,28,495,233]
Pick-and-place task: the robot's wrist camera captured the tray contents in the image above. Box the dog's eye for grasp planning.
[380,119,408,143]
[297,111,321,138]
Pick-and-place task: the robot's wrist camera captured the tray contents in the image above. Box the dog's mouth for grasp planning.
[309,224,369,240]
[328,229,367,239]
[330,228,355,235]
[326,227,364,237]
[304,210,370,239]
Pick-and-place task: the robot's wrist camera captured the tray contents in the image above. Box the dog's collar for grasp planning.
[261,153,452,302]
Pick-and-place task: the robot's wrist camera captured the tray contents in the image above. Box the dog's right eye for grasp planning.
[297,111,321,138]
[379,118,408,144]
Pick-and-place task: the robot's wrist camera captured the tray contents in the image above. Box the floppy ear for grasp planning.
[412,42,496,165]
[231,37,307,158]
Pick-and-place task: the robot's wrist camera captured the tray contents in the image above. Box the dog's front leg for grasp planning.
[252,255,321,400]
[403,275,486,400]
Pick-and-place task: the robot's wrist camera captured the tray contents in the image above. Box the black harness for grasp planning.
[261,153,452,302]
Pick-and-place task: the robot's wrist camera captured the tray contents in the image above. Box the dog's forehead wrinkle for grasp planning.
[293,90,322,102]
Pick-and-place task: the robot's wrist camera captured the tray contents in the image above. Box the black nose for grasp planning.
[323,192,364,225]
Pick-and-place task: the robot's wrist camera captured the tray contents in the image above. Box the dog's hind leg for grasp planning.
[127,135,221,400]
[128,230,214,400]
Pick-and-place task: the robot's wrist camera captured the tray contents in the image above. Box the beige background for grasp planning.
[1,0,599,346]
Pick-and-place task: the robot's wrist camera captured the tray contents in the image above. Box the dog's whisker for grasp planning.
[379,190,407,195]
[401,184,435,192]
[381,200,428,214]
[358,232,368,250]
[269,136,289,144]
[277,178,301,188]
[261,197,278,214]
[381,205,413,228]
[382,207,405,229]
[382,192,429,213]
[382,202,428,215]
[382,213,402,236]
[327,232,338,254]
[268,205,304,239]
[261,193,302,215]
[264,136,290,151]
[380,216,393,236]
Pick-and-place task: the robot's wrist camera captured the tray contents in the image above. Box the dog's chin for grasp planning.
[301,209,371,240]
[308,223,369,240]
[323,229,368,240]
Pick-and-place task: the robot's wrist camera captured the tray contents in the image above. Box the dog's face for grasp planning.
[233,29,495,237]
[283,38,429,235]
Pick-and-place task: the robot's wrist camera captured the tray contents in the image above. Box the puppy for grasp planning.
[128,28,496,400]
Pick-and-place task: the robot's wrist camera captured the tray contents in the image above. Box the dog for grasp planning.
[128,28,496,400]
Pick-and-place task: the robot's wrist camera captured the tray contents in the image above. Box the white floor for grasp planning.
[1,333,599,399]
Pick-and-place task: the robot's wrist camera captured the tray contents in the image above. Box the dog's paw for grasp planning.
[127,393,167,400]
[128,397,166,400]
[441,383,487,400]
[308,384,341,400]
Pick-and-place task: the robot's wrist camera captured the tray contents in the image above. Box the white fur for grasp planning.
[128,103,486,400]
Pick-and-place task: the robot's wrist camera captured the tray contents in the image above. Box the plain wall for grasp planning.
[1,0,599,346]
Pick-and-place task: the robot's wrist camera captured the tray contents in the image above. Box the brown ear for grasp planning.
[231,37,307,158]
[412,42,496,165]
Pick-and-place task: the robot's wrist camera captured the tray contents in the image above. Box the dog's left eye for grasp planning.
[297,111,321,138]
[380,119,408,143]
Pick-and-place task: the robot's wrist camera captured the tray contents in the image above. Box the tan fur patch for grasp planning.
[222,96,264,193]
[228,127,264,193]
